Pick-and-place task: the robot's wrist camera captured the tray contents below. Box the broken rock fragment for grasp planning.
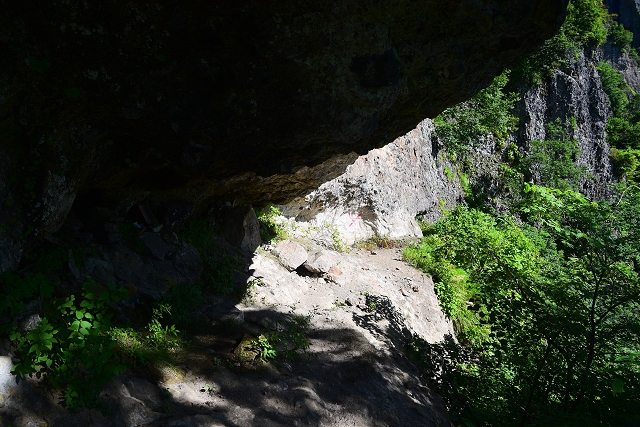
[273,240,308,271]
[303,250,341,275]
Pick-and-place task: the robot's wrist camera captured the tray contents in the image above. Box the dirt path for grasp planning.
[2,243,454,427]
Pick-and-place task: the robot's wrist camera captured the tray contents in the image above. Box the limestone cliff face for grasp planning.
[0,0,569,272]
[282,120,463,243]
[517,48,614,200]
[285,45,628,241]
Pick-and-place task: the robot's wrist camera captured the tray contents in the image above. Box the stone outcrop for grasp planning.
[517,48,614,200]
[0,0,568,272]
[282,120,463,243]
[280,46,623,240]
[273,240,308,271]
[607,0,640,48]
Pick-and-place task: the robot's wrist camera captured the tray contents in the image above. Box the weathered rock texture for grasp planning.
[281,47,621,241]
[0,0,568,272]
[0,244,455,427]
[517,49,614,199]
[283,120,463,243]
[602,42,640,92]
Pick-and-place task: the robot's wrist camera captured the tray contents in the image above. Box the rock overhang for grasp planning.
[0,0,569,271]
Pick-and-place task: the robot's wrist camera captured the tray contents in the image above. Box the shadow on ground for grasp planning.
[1,304,451,427]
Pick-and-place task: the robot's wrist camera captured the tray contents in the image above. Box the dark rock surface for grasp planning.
[606,0,640,48]
[0,0,568,272]
[220,205,262,254]
[517,48,614,199]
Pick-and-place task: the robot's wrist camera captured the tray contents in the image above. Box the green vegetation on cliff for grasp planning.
[434,71,519,153]
[415,2,640,425]
[406,185,640,426]
[597,62,640,182]
[513,0,608,84]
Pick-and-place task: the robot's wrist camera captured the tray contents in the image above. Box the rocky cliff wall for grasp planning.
[286,45,626,241]
[517,48,614,200]
[282,120,463,244]
[0,0,568,272]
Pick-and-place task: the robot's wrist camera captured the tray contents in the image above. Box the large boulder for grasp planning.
[0,0,568,272]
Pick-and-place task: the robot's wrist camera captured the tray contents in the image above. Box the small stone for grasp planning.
[371,250,377,255]
[304,250,340,274]
[328,266,342,276]
[273,240,308,271]
[412,286,419,292]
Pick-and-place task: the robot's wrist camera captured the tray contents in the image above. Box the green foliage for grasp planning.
[609,19,634,49]
[597,61,633,117]
[513,0,608,84]
[256,206,287,242]
[606,115,640,150]
[263,314,311,361]
[434,71,519,153]
[563,0,608,46]
[327,224,348,253]
[11,281,129,410]
[145,303,180,350]
[522,119,587,190]
[246,334,277,361]
[409,185,640,426]
[110,302,183,367]
[610,147,640,180]
[597,62,640,182]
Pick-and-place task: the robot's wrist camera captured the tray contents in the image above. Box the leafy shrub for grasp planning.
[610,147,640,180]
[521,119,586,190]
[609,20,634,49]
[11,281,128,410]
[606,116,640,149]
[597,61,633,117]
[410,186,640,426]
[513,0,608,84]
[110,302,182,367]
[256,205,287,242]
[434,71,519,153]
[262,314,311,361]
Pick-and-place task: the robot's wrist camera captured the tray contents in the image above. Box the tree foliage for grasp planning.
[513,0,608,85]
[522,120,587,191]
[434,71,519,152]
[406,185,640,426]
[11,281,129,409]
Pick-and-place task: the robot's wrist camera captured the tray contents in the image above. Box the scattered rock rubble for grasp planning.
[1,230,454,426]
